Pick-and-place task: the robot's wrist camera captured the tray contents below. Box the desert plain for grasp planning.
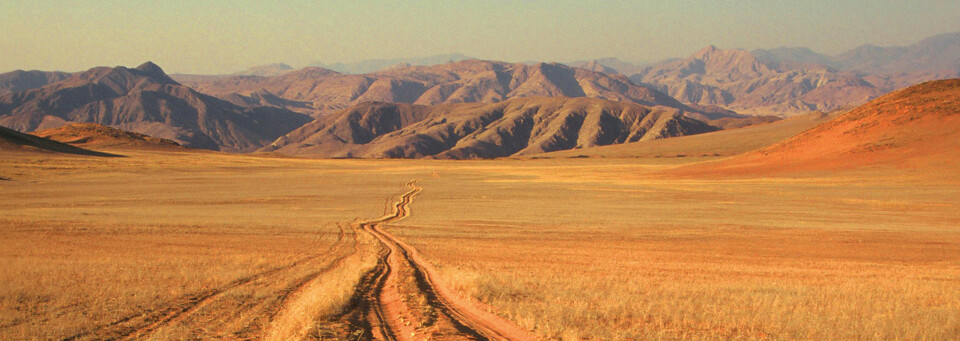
[2,102,958,340]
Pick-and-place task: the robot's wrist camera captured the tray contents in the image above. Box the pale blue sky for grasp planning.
[1,0,958,74]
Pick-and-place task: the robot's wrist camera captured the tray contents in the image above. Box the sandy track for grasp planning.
[353,180,538,341]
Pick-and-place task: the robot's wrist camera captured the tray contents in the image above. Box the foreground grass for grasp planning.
[2,149,958,339]
[396,159,960,340]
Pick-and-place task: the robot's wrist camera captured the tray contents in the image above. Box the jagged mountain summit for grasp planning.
[0,62,311,152]
[260,97,718,159]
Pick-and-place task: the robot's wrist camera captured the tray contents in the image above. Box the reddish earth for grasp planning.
[673,78,960,176]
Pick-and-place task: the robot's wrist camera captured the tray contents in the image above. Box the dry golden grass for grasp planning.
[394,158,960,340]
[0,149,424,339]
[2,146,958,340]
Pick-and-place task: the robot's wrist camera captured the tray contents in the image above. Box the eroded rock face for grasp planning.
[260,97,718,159]
[175,59,697,118]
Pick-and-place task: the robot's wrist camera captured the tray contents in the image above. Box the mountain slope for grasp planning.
[175,59,698,118]
[261,97,717,159]
[677,78,960,175]
[0,62,311,152]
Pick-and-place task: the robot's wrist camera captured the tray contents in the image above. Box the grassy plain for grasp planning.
[0,149,420,339]
[1,143,958,339]
[396,160,960,340]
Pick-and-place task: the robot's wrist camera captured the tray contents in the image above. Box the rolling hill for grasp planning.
[0,62,311,152]
[677,78,960,175]
[260,97,718,159]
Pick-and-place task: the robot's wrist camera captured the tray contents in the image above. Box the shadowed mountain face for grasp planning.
[175,60,695,118]
[260,97,718,159]
[0,62,311,152]
[0,70,72,95]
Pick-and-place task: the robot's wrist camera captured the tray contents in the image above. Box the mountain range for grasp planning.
[174,60,700,118]
[1,31,958,158]
[580,31,960,114]
[260,97,717,159]
[630,45,885,114]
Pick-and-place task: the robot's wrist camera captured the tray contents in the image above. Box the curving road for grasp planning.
[352,180,539,341]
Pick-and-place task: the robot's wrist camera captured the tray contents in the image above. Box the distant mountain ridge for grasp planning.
[232,63,293,77]
[309,53,473,74]
[630,45,885,114]
[0,62,311,152]
[0,70,72,95]
[833,32,960,74]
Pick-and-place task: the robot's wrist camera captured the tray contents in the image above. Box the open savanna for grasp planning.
[2,140,959,339]
[0,149,428,340]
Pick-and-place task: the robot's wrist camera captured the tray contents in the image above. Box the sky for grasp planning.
[1,0,958,74]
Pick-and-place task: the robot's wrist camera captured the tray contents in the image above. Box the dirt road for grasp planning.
[345,180,539,341]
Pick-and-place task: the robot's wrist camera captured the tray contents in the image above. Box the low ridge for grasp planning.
[0,125,117,156]
[31,123,183,149]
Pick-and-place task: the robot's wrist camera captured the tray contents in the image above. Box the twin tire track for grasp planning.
[346,180,538,341]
